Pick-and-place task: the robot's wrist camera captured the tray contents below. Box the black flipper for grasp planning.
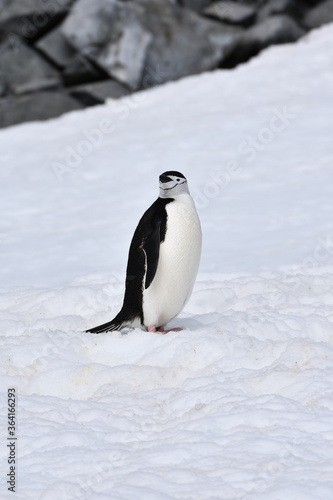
[142,219,161,289]
[86,197,174,334]
[128,196,173,292]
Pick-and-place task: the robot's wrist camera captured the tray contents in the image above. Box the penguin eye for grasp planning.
[176,178,180,182]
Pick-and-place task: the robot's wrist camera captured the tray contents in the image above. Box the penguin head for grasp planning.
[159,171,189,198]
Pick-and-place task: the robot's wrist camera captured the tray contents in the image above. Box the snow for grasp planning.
[1,23,333,500]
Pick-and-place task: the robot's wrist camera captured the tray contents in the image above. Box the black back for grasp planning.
[121,196,174,324]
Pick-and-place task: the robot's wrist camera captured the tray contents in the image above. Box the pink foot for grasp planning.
[147,326,182,334]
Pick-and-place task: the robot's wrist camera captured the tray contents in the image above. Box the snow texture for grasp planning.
[1,23,333,500]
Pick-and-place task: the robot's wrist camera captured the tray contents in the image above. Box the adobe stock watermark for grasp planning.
[236,232,333,336]
[51,98,147,182]
[51,60,172,182]
[300,233,333,270]
[73,462,112,499]
[4,0,71,52]
[52,118,115,182]
[236,287,291,337]
[192,106,296,210]
[288,233,333,284]
[283,232,333,291]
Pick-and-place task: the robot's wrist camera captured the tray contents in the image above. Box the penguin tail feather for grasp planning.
[85,311,140,334]
[86,319,122,334]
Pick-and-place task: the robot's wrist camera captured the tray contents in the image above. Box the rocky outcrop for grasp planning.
[135,0,242,87]
[35,26,77,68]
[35,26,108,85]
[0,0,73,40]
[62,0,152,89]
[304,0,333,29]
[61,0,241,89]
[0,91,83,129]
[258,0,307,22]
[0,0,331,128]
[0,38,60,94]
[204,2,257,27]
[0,76,7,97]
[221,14,305,68]
[179,1,214,13]
[61,54,107,86]
[69,80,131,106]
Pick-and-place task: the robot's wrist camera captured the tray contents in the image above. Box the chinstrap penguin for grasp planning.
[86,171,202,334]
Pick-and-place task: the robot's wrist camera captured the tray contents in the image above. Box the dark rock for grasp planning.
[35,26,77,68]
[0,0,73,42]
[61,0,152,90]
[0,90,84,129]
[303,0,333,29]
[248,14,305,44]
[135,0,243,88]
[0,76,7,96]
[221,14,305,68]
[0,0,73,21]
[35,21,108,87]
[301,0,330,6]
[36,22,127,94]
[204,1,257,27]
[69,80,131,106]
[258,0,307,22]
[178,0,214,13]
[0,0,327,131]
[62,54,108,87]
[0,38,60,95]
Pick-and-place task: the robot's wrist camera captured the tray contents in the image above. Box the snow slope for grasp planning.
[1,23,333,500]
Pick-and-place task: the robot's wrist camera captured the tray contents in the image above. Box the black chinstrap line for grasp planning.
[160,180,186,191]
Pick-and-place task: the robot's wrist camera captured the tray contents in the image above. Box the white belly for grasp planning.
[142,193,202,327]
